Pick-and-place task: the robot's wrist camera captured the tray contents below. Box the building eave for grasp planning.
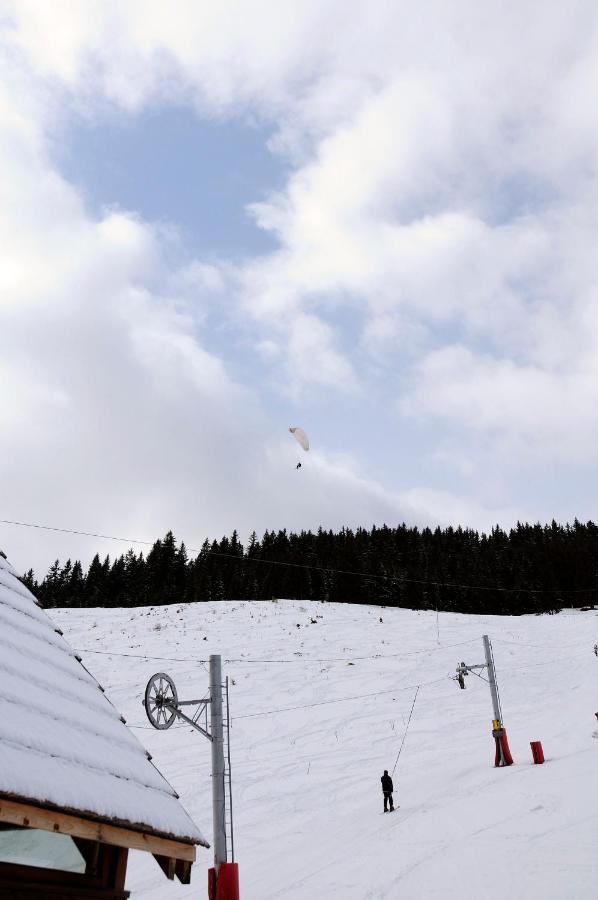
[0,794,209,859]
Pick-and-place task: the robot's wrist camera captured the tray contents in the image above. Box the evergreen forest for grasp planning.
[21,520,598,615]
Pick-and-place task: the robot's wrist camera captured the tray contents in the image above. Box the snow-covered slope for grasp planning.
[51,600,598,900]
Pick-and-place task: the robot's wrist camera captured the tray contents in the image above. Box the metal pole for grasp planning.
[226,676,235,863]
[210,654,227,872]
[482,634,502,725]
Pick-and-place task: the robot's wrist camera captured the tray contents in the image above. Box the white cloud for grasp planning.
[0,12,420,574]
[2,1,598,571]
[404,345,598,464]
[286,314,357,393]
[397,486,523,534]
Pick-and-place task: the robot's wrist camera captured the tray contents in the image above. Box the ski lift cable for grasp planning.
[2,516,598,596]
[499,651,589,674]
[117,677,444,730]
[73,636,481,665]
[492,637,584,651]
[232,677,442,721]
[124,648,590,732]
[76,639,587,668]
[391,685,420,775]
[74,647,204,663]
[224,637,481,664]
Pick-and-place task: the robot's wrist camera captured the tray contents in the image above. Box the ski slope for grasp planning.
[51,600,598,900]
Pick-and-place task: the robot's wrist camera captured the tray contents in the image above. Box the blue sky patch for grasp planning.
[54,105,288,259]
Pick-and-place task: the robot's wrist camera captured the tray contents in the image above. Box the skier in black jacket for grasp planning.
[381,770,394,812]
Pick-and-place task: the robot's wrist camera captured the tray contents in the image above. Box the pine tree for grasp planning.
[68,560,85,608]
[86,554,107,607]
[41,560,62,608]
[20,569,38,595]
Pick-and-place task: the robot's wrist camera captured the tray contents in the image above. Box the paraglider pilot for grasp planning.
[381,770,394,812]
[289,426,309,469]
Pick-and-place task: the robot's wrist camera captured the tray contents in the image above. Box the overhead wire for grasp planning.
[499,651,589,674]
[225,638,481,663]
[0,518,157,548]
[73,636,481,665]
[73,647,204,663]
[128,684,415,731]
[112,677,447,729]
[91,648,592,729]
[492,637,586,651]
[232,677,446,720]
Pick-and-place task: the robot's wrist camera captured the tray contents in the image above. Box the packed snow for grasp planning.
[51,599,598,900]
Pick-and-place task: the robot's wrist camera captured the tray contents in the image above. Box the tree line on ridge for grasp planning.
[21,519,598,615]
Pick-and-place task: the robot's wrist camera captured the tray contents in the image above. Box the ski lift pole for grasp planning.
[209,655,227,872]
[208,656,240,900]
[207,655,240,900]
[482,635,513,767]
[482,634,502,725]
[143,662,239,899]
[225,676,235,864]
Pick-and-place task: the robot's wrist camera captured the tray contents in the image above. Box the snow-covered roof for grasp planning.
[0,554,207,847]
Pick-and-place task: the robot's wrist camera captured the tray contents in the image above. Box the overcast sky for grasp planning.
[1,2,597,576]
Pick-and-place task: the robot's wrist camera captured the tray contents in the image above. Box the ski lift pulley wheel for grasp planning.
[144,672,179,730]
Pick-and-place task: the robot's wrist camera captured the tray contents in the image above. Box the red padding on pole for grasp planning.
[530,740,544,764]
[217,863,240,900]
[493,728,513,766]
[208,864,240,900]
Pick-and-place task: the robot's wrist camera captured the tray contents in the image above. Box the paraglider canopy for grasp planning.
[289,426,309,452]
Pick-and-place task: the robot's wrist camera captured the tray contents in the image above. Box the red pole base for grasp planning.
[493,727,514,766]
[208,863,240,900]
[530,740,545,764]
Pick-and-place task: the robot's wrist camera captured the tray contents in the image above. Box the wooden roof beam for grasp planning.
[152,854,192,885]
[0,798,197,865]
